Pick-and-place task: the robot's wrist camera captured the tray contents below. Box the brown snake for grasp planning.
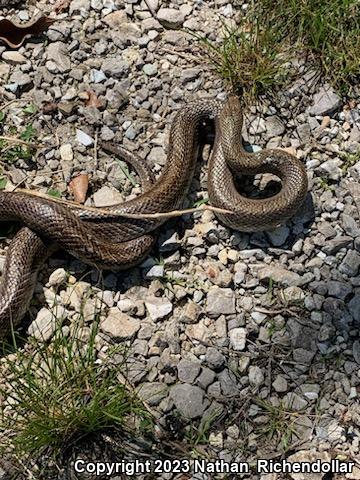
[0,97,308,338]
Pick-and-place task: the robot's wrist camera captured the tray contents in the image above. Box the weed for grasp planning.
[0,312,152,460]
[318,176,334,191]
[254,398,300,453]
[196,0,359,99]
[0,109,38,164]
[341,150,360,174]
[192,19,290,101]
[185,406,223,447]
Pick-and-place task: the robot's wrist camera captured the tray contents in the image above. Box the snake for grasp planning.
[0,97,308,338]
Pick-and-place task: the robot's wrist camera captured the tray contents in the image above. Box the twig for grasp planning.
[0,136,44,149]
[15,188,234,218]
[93,128,99,170]
[254,306,300,317]
[160,47,201,64]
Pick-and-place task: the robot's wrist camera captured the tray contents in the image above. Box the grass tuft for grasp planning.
[0,315,152,461]
[196,0,360,100]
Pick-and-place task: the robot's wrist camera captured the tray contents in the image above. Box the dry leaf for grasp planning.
[69,174,89,204]
[0,16,56,49]
[54,0,71,14]
[85,90,103,109]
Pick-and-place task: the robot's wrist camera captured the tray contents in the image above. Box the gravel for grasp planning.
[0,0,359,477]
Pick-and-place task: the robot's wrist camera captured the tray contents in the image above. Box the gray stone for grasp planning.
[349,296,360,322]
[265,116,285,137]
[267,225,290,246]
[177,359,201,383]
[258,265,301,287]
[327,281,352,300]
[218,369,239,396]
[197,368,216,389]
[147,146,167,166]
[70,0,90,15]
[341,214,360,237]
[46,42,71,73]
[205,347,225,370]
[48,268,67,287]
[170,384,206,419]
[157,8,185,28]
[2,51,27,65]
[339,250,360,276]
[101,57,129,78]
[281,286,305,304]
[146,265,164,278]
[206,287,236,317]
[28,306,66,341]
[143,63,158,76]
[353,340,360,364]
[309,85,341,116]
[284,392,308,411]
[293,348,316,365]
[136,382,167,406]
[296,123,311,144]
[248,365,264,387]
[318,158,342,180]
[272,375,288,392]
[322,236,352,254]
[90,69,106,83]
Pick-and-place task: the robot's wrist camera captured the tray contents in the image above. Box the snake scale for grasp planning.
[0,97,308,338]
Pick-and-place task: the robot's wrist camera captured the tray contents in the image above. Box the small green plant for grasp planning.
[22,104,38,116]
[254,398,300,452]
[193,197,209,208]
[0,315,152,460]
[185,406,223,447]
[318,176,334,191]
[46,188,62,198]
[341,150,360,174]
[19,124,37,142]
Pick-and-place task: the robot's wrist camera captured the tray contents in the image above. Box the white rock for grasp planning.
[28,306,66,341]
[145,296,173,321]
[229,328,247,351]
[2,51,27,64]
[287,450,331,480]
[309,85,341,116]
[59,143,74,162]
[47,268,68,287]
[76,129,94,147]
[93,185,123,207]
[101,308,140,339]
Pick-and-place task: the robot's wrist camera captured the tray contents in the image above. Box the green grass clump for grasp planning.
[196,0,360,100]
[0,317,151,459]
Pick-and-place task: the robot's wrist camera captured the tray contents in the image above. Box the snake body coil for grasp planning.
[0,98,307,337]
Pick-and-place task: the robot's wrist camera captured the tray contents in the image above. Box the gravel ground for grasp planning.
[0,0,360,479]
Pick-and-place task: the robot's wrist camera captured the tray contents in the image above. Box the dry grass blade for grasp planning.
[15,188,234,218]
